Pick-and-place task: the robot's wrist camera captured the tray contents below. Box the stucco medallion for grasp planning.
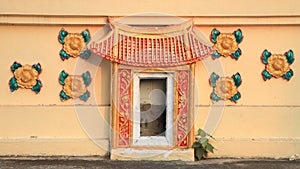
[9,61,42,94]
[209,72,242,103]
[58,29,91,60]
[59,70,91,101]
[261,49,294,81]
[210,28,243,60]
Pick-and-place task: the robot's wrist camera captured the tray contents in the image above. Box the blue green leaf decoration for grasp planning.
[11,61,22,72]
[9,77,19,92]
[60,49,70,60]
[210,28,220,43]
[79,91,90,102]
[232,73,242,87]
[212,50,222,59]
[32,80,42,94]
[58,29,68,44]
[233,29,243,44]
[209,72,219,87]
[262,70,273,81]
[211,92,221,101]
[230,92,241,102]
[284,50,294,65]
[79,49,91,59]
[82,71,91,86]
[81,29,91,43]
[231,48,242,60]
[60,90,71,101]
[32,63,42,74]
[282,69,293,81]
[261,49,271,64]
[59,70,69,85]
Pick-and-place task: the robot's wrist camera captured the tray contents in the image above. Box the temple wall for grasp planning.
[0,0,299,158]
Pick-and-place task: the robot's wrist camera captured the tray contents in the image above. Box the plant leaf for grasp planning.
[200,137,208,147]
[196,148,205,159]
[206,143,214,153]
[198,128,207,137]
[192,141,201,148]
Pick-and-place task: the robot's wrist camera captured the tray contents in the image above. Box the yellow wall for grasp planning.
[0,0,299,158]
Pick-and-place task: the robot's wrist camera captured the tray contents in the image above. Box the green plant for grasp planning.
[192,128,215,160]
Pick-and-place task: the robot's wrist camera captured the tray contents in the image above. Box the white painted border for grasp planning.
[133,73,174,146]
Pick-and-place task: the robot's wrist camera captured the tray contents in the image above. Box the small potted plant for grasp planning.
[192,128,215,160]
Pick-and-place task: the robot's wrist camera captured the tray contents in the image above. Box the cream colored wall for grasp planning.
[0,25,111,156]
[194,25,300,158]
[0,0,299,158]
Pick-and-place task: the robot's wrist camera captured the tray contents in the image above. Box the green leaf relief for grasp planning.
[210,28,220,43]
[9,77,19,92]
[82,71,91,86]
[11,61,22,72]
[282,69,293,81]
[232,73,242,87]
[284,50,294,65]
[60,90,70,101]
[209,72,219,87]
[233,29,243,44]
[59,70,68,85]
[262,70,273,81]
[261,49,271,64]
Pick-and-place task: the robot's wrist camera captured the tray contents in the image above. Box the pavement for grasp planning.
[0,157,299,169]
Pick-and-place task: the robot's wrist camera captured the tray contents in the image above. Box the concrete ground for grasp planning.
[0,157,299,169]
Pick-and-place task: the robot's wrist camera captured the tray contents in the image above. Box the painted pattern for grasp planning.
[118,69,131,146]
[177,70,189,147]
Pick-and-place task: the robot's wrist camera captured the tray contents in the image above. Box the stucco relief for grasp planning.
[261,49,295,81]
[209,72,242,103]
[9,61,42,94]
[177,70,189,147]
[210,28,243,60]
[117,69,131,147]
[58,28,91,60]
[59,70,91,101]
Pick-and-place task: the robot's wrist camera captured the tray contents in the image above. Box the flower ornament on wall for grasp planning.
[9,61,42,94]
[58,29,91,60]
[59,70,91,102]
[210,28,243,60]
[209,72,242,103]
[261,49,295,81]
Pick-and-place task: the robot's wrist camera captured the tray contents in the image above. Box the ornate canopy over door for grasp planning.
[89,19,213,67]
[89,18,213,160]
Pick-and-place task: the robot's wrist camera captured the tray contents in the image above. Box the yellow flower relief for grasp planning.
[63,34,86,57]
[214,77,238,100]
[63,75,87,99]
[215,34,239,57]
[266,55,290,78]
[14,65,38,88]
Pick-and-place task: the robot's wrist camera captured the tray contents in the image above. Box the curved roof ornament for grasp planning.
[89,17,213,67]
